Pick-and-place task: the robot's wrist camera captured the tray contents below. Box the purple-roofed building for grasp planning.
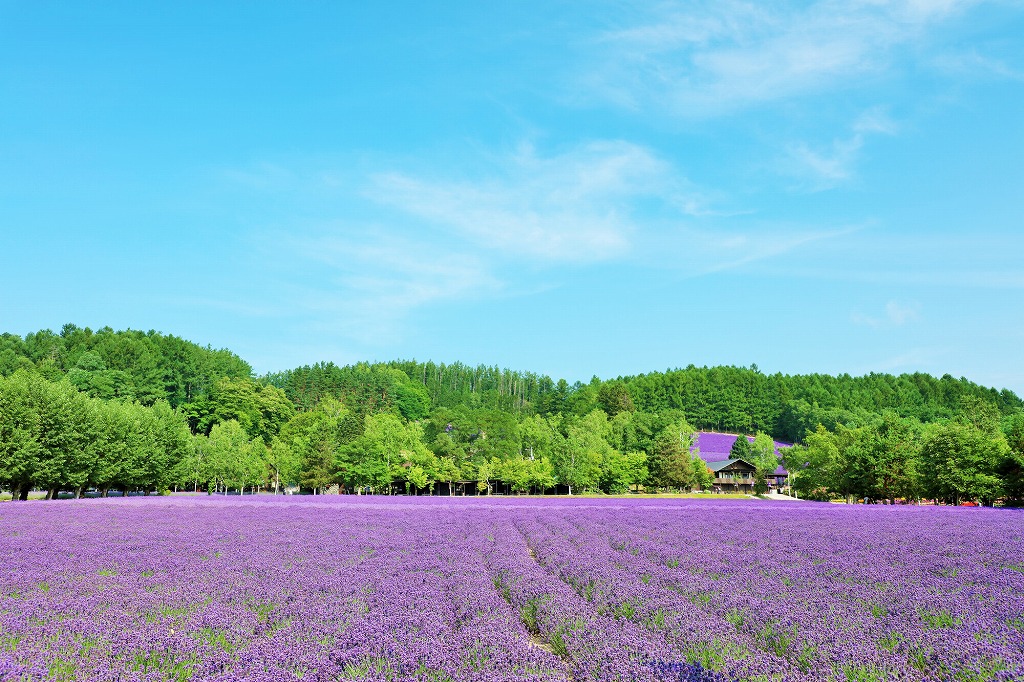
[691,432,792,491]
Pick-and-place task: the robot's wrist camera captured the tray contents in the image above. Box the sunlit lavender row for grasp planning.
[1,497,1022,681]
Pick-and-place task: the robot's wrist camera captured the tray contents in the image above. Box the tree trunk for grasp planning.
[76,486,84,499]
[101,486,109,498]
[19,486,29,501]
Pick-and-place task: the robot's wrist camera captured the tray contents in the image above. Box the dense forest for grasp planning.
[1,324,1022,503]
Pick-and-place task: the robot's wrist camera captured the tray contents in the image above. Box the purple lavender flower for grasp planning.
[0,496,1020,681]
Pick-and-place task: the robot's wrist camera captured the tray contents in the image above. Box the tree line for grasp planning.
[783,399,1024,505]
[266,360,1022,444]
[0,371,191,500]
[1,324,1022,502]
[0,369,717,498]
[0,324,251,408]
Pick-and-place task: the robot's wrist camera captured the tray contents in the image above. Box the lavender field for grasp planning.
[1,498,1022,682]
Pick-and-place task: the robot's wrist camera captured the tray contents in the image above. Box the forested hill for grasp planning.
[4,324,1024,503]
[266,360,1022,444]
[0,324,251,408]
[2,324,1021,444]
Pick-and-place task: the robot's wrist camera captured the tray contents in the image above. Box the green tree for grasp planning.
[599,450,648,493]
[33,379,96,499]
[0,349,33,378]
[204,420,253,493]
[199,377,295,442]
[1001,412,1024,504]
[730,435,754,460]
[597,381,635,417]
[125,403,164,494]
[498,457,531,494]
[957,395,1002,436]
[399,433,440,494]
[920,421,1007,505]
[529,456,556,493]
[279,408,342,494]
[519,414,555,462]
[0,372,43,500]
[435,456,460,495]
[92,400,137,496]
[649,417,697,490]
[750,431,779,495]
[868,412,923,501]
[658,443,695,491]
[394,381,431,421]
[783,425,843,501]
[692,456,714,491]
[266,436,302,493]
[476,458,495,494]
[338,411,433,493]
[144,400,192,494]
[556,411,610,494]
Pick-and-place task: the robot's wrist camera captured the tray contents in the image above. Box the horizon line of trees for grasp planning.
[784,398,1024,506]
[4,324,1020,436]
[1,370,723,499]
[266,360,1022,444]
[2,324,1023,505]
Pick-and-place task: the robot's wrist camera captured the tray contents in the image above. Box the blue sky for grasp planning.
[2,1,1023,394]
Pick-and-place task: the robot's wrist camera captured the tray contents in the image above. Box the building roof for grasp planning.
[706,458,756,472]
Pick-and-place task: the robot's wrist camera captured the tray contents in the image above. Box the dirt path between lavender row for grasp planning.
[521,542,577,680]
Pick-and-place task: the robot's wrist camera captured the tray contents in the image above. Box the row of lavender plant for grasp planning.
[510,500,1024,682]
[477,507,693,681]
[511,507,793,681]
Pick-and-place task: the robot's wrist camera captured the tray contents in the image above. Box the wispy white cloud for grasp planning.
[852,346,948,374]
[216,141,862,341]
[853,106,900,136]
[784,106,898,189]
[885,300,921,326]
[786,138,863,187]
[931,49,1024,81]
[580,0,990,116]
[366,141,713,262]
[365,140,852,274]
[661,223,864,276]
[851,300,922,328]
[283,229,502,343]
